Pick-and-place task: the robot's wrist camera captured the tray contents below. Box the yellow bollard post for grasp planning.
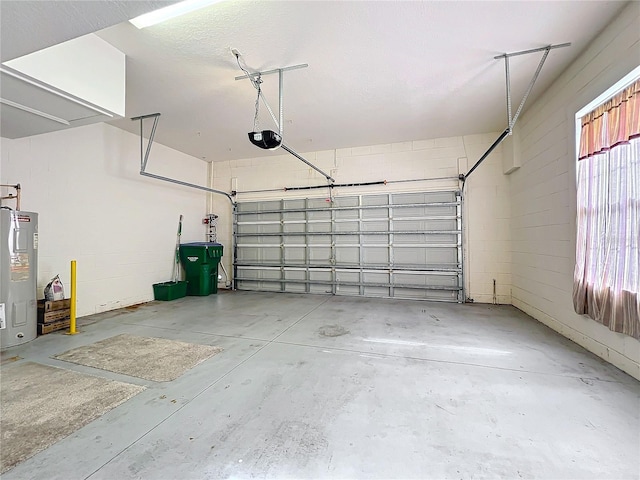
[68,260,78,335]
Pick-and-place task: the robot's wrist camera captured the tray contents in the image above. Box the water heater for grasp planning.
[0,209,38,349]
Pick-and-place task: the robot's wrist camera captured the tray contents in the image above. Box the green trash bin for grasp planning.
[179,242,223,296]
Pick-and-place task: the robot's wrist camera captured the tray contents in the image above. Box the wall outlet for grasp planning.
[0,303,5,329]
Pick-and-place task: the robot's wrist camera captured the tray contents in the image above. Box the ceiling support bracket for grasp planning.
[235,60,334,183]
[131,112,235,204]
[460,42,571,183]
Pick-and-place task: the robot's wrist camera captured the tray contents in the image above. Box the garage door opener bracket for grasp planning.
[234,53,335,183]
[131,112,235,204]
[460,42,571,183]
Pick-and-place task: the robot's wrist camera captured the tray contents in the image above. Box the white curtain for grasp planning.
[573,137,640,338]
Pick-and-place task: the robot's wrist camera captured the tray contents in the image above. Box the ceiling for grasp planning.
[0,1,177,62]
[3,1,631,163]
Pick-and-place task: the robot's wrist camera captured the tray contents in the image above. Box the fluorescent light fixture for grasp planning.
[129,0,223,29]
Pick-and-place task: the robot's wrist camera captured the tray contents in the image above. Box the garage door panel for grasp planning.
[307,198,330,208]
[394,272,459,287]
[308,221,331,232]
[391,233,439,244]
[394,248,458,265]
[336,270,359,282]
[236,246,280,263]
[362,234,387,245]
[394,287,457,301]
[335,221,359,232]
[362,220,388,232]
[362,271,389,284]
[363,247,389,264]
[362,208,389,219]
[308,236,330,245]
[308,211,331,222]
[393,233,458,244]
[283,223,306,234]
[335,209,359,220]
[335,247,360,263]
[393,192,455,203]
[362,195,389,206]
[337,286,360,295]
[234,191,463,302]
[309,247,331,263]
[333,196,359,208]
[363,286,390,296]
[283,235,305,245]
[394,205,456,217]
[335,234,359,245]
[284,247,305,262]
[310,284,331,294]
[237,223,281,235]
[282,210,305,220]
[310,270,332,282]
[283,270,307,292]
[284,199,306,209]
[394,219,457,231]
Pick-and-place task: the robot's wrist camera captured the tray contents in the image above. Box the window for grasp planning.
[573,77,639,339]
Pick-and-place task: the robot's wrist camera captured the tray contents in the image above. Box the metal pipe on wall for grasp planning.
[0,184,21,210]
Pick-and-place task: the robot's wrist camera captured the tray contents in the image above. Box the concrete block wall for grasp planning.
[211,132,510,304]
[509,2,640,378]
[0,123,208,317]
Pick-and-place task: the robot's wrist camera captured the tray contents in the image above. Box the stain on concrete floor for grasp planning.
[318,325,350,337]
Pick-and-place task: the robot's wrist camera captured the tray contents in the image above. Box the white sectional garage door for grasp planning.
[233,191,463,302]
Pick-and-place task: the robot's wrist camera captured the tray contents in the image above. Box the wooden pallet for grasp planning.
[37,299,71,333]
[37,319,70,335]
[38,309,70,324]
[38,299,71,312]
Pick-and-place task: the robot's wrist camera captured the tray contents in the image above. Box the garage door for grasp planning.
[233,190,463,302]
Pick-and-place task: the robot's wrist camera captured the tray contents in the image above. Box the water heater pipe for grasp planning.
[0,184,21,210]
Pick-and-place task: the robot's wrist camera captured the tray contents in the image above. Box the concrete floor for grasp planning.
[2,291,639,479]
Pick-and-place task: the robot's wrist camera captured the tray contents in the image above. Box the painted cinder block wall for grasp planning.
[0,123,208,317]
[509,2,640,378]
[210,132,510,305]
